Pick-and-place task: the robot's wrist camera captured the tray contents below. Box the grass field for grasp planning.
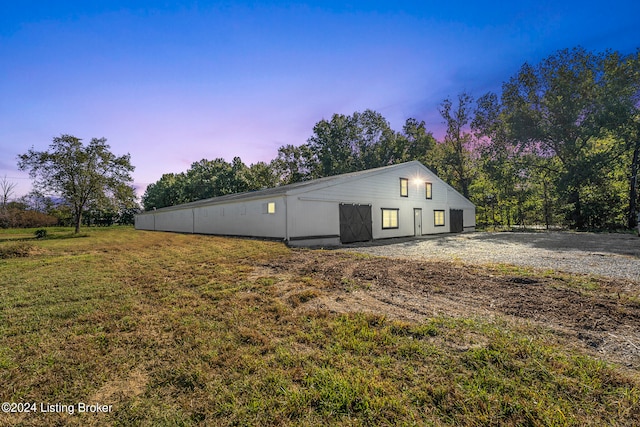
[1,227,639,426]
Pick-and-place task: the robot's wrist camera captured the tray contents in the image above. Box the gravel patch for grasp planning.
[342,232,640,282]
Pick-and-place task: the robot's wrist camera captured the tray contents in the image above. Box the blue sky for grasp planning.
[1,1,638,198]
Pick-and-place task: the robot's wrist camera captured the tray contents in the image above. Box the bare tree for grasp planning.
[0,175,17,209]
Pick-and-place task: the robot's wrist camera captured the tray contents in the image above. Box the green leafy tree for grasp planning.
[142,173,187,210]
[245,162,278,190]
[184,158,237,201]
[84,191,139,226]
[306,110,397,177]
[627,118,640,228]
[397,118,437,166]
[271,144,314,185]
[352,109,398,169]
[472,92,549,228]
[438,93,476,199]
[18,135,135,233]
[307,113,359,177]
[501,47,638,229]
[613,51,640,229]
[226,157,251,194]
[142,157,259,211]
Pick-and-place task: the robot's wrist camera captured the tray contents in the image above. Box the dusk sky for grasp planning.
[1,1,639,199]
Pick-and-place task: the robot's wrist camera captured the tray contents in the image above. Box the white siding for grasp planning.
[289,162,468,240]
[287,198,339,239]
[193,197,286,238]
[135,213,155,230]
[135,161,476,244]
[155,209,194,233]
[135,196,287,238]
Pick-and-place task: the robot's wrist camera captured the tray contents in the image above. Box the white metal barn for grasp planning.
[135,161,475,246]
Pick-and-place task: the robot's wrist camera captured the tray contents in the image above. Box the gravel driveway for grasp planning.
[343,232,640,282]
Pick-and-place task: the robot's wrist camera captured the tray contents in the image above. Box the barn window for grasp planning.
[425,182,432,199]
[263,202,276,214]
[434,210,445,227]
[400,178,408,197]
[382,208,399,229]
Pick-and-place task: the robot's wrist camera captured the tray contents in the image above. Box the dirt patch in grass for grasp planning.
[90,368,148,403]
[260,250,640,368]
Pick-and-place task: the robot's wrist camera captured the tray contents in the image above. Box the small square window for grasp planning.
[382,208,399,229]
[425,182,432,199]
[434,210,445,227]
[263,202,276,214]
[400,178,408,197]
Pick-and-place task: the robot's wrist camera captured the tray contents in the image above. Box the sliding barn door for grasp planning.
[339,204,372,243]
[449,209,464,233]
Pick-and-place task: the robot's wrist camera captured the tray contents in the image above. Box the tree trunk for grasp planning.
[75,209,82,234]
[491,200,496,231]
[460,176,470,200]
[571,189,584,230]
[543,180,550,230]
[628,140,639,229]
[483,201,488,228]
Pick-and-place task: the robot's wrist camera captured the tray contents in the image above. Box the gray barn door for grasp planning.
[339,204,372,243]
[450,209,464,233]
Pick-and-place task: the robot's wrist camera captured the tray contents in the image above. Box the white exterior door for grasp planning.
[414,208,422,236]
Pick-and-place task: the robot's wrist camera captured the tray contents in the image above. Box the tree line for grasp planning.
[10,46,638,232]
[141,111,438,210]
[472,47,639,230]
[143,47,640,231]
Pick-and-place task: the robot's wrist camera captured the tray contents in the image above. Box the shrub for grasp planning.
[0,242,33,259]
[15,210,59,228]
[0,209,58,229]
[34,229,48,239]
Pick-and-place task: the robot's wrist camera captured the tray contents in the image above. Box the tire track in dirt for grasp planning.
[261,250,640,368]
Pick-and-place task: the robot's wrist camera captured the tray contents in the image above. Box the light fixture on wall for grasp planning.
[411,176,423,191]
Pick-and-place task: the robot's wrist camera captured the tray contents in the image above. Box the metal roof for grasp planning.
[141,161,426,213]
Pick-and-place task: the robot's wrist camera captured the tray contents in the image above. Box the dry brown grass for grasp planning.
[1,227,639,426]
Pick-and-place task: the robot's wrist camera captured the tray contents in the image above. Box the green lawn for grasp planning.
[1,227,638,426]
